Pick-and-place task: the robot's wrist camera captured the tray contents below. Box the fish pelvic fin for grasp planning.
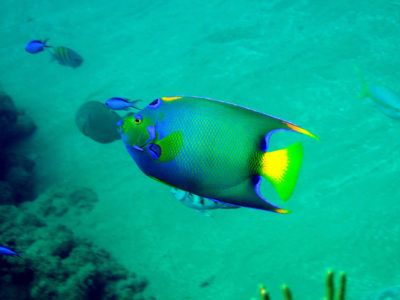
[259,142,303,202]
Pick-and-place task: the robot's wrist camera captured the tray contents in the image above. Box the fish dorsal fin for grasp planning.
[156,131,184,162]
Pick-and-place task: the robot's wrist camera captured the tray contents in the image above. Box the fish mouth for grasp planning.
[133,125,156,151]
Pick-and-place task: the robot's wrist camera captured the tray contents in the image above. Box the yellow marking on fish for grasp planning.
[260,142,303,201]
[275,208,290,214]
[285,122,319,140]
[161,96,182,102]
[261,148,288,183]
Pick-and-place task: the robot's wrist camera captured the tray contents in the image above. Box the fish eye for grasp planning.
[134,114,142,125]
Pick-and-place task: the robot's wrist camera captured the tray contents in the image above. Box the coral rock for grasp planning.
[0,181,15,204]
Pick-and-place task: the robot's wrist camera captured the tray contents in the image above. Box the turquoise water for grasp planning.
[1,0,400,299]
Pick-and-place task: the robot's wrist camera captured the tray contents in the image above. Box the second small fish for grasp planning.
[50,46,83,68]
[25,39,50,54]
[105,97,140,110]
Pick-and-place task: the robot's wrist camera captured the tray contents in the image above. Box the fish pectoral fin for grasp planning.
[155,131,184,162]
[259,142,303,202]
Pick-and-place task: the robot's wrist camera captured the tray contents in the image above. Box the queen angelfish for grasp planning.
[118,96,317,213]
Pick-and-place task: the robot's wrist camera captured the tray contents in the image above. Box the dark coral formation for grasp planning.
[0,92,36,145]
[0,92,37,204]
[0,202,153,300]
[0,92,153,299]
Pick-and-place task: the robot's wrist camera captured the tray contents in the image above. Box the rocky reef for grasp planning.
[0,92,37,205]
[0,92,154,299]
[0,204,151,299]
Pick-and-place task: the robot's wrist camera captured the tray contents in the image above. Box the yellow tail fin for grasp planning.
[259,142,303,201]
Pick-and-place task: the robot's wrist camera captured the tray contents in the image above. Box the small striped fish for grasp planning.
[50,46,83,68]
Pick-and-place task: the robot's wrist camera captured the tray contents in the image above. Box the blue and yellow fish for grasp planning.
[119,96,317,213]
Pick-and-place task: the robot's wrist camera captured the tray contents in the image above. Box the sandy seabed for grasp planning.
[2,1,400,299]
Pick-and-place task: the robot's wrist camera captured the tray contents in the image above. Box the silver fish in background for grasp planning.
[171,188,239,212]
[357,67,400,119]
[50,46,83,68]
[360,85,400,119]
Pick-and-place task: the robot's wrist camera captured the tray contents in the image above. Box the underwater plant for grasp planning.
[253,270,346,300]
